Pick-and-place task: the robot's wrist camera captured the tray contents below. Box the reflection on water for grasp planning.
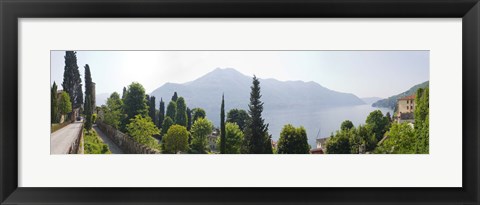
[263,104,393,147]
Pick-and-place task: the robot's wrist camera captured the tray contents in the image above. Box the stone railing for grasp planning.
[96,120,160,154]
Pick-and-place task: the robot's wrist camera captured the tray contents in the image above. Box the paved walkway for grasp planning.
[50,121,83,154]
[93,125,124,154]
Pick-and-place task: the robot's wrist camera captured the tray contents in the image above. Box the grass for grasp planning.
[51,121,71,133]
[84,129,112,154]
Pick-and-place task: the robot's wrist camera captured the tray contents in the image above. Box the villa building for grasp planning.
[397,95,416,123]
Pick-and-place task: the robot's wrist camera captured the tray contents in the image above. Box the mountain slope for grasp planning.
[372,81,429,110]
[150,68,365,126]
[361,97,383,105]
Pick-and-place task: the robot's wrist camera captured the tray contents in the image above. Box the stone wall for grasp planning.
[97,121,160,154]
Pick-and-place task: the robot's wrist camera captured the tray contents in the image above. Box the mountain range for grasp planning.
[372,81,429,110]
[149,68,365,126]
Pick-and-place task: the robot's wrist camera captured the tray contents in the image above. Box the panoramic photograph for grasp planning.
[50,50,429,154]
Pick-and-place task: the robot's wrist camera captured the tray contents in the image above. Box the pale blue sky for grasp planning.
[50,51,429,98]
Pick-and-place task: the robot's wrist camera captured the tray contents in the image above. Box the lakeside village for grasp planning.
[51,51,429,154]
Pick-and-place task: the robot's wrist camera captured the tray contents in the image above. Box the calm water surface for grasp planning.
[263,104,393,147]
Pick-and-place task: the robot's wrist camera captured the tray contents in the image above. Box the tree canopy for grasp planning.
[226,109,250,131]
[162,125,189,154]
[217,122,244,154]
[62,51,83,109]
[191,108,206,123]
[244,76,272,154]
[340,120,354,131]
[190,118,213,154]
[277,124,310,154]
[175,97,188,127]
[126,115,161,150]
[122,82,149,130]
[103,92,124,129]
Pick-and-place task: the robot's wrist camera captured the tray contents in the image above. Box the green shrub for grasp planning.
[84,129,112,154]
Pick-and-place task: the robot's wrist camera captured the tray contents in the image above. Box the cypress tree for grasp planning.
[158,98,165,129]
[171,92,178,102]
[84,64,93,131]
[187,107,192,131]
[175,97,188,127]
[122,86,127,100]
[166,101,177,121]
[62,51,83,109]
[149,96,156,125]
[220,94,226,154]
[244,76,270,154]
[51,82,58,123]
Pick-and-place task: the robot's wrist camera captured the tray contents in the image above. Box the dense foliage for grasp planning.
[58,91,72,118]
[365,110,391,142]
[158,98,165,129]
[122,82,149,130]
[126,115,161,150]
[190,118,213,154]
[191,108,206,123]
[62,51,83,109]
[84,64,94,131]
[217,122,244,154]
[243,76,272,154]
[103,92,124,129]
[226,109,250,131]
[84,129,111,154]
[340,120,354,131]
[175,97,188,127]
[414,88,429,153]
[220,94,226,153]
[277,124,310,154]
[162,125,189,154]
[51,82,59,123]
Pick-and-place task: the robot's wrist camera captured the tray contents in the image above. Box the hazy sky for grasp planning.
[50,51,429,98]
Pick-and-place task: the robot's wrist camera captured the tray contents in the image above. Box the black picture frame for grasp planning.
[1,0,479,204]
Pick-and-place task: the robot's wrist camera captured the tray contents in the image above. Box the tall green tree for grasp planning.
[244,76,271,154]
[190,118,213,154]
[51,82,58,123]
[175,97,188,127]
[365,110,390,142]
[191,108,206,123]
[171,92,178,102]
[84,64,94,131]
[104,92,124,129]
[226,109,250,131]
[126,114,161,150]
[277,124,310,154]
[148,95,156,125]
[217,122,244,154]
[61,51,83,109]
[414,88,429,153]
[158,98,165,129]
[340,120,354,131]
[325,131,351,154]
[58,91,72,121]
[220,94,226,153]
[122,86,127,100]
[161,116,174,136]
[166,101,177,121]
[187,107,192,131]
[375,123,416,154]
[122,82,149,130]
[162,125,189,154]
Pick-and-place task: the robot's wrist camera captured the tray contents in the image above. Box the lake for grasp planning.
[262,104,393,148]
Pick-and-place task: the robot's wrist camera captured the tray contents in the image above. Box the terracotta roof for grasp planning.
[398,95,416,101]
[310,148,324,154]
